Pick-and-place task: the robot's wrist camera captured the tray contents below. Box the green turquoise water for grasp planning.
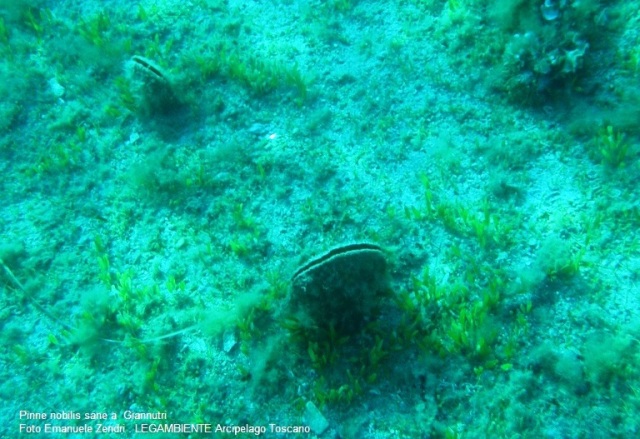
[1,0,639,437]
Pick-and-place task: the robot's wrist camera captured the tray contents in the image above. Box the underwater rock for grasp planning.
[290,243,389,335]
[541,0,561,21]
[222,329,237,353]
[304,401,329,435]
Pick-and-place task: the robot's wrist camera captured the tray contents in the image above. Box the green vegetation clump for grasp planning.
[534,236,583,282]
[77,11,111,48]
[189,47,310,105]
[583,332,636,388]
[594,125,631,168]
[490,0,607,103]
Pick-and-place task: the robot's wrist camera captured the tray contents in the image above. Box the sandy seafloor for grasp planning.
[1,0,640,437]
